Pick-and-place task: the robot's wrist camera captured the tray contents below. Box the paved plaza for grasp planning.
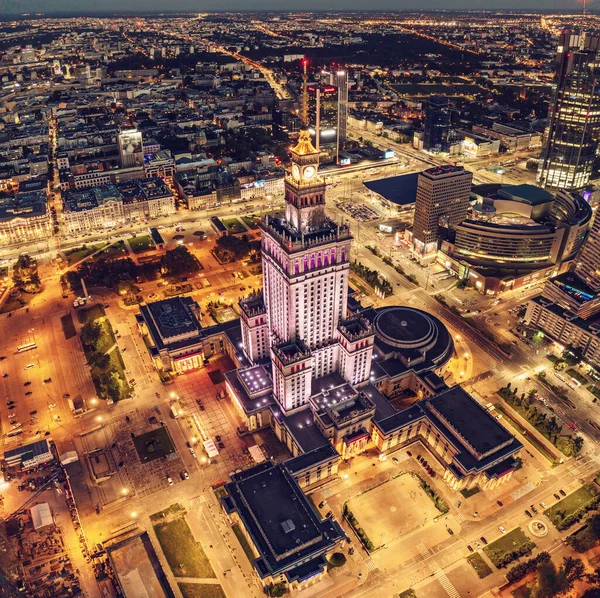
[346,473,441,547]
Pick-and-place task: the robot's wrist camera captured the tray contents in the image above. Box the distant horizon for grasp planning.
[0,3,593,17]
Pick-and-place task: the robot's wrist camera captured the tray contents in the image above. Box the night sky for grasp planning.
[0,0,589,15]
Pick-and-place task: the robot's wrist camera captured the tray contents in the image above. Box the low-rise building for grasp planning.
[0,190,51,247]
[221,461,345,591]
[62,185,124,234]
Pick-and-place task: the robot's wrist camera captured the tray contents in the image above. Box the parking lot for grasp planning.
[335,200,382,222]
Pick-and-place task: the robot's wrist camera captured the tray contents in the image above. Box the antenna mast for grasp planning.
[301,59,308,127]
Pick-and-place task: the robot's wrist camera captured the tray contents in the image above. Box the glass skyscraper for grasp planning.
[423,95,451,153]
[538,31,600,190]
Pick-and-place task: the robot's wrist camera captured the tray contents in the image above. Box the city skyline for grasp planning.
[0,1,593,14]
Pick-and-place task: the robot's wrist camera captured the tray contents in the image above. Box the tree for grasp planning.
[531,556,585,598]
[161,245,200,277]
[329,552,347,568]
[81,321,101,347]
[12,254,41,294]
[87,351,110,371]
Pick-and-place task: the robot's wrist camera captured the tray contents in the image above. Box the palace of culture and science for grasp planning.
[138,128,524,588]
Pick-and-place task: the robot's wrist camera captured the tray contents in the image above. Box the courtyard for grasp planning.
[133,426,177,463]
[345,473,442,548]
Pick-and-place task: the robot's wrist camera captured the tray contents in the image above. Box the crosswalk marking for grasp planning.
[418,543,433,558]
[434,567,460,598]
[365,559,377,572]
[511,481,535,500]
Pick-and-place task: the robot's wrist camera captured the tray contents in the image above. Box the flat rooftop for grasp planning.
[224,462,344,577]
[145,297,201,340]
[363,172,418,206]
[498,184,554,206]
[428,386,512,456]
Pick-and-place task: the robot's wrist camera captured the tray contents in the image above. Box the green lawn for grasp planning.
[232,524,255,562]
[0,291,36,314]
[61,313,77,340]
[153,516,215,578]
[221,217,246,234]
[467,553,493,579]
[566,368,588,385]
[129,235,155,253]
[65,242,108,265]
[483,528,536,568]
[98,240,128,260]
[178,584,225,598]
[241,214,260,230]
[544,485,598,529]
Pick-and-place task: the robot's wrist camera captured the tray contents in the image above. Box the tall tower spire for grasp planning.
[301,59,308,127]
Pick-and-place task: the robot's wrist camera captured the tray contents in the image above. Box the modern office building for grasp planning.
[574,208,600,292]
[537,31,600,190]
[411,165,473,262]
[118,129,144,168]
[422,95,451,153]
[525,192,600,366]
[307,84,339,150]
[336,70,349,149]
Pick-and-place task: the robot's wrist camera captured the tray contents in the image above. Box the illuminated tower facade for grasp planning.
[256,128,359,413]
[538,31,600,190]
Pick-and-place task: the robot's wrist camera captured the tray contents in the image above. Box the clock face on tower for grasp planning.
[292,164,300,180]
[303,166,316,180]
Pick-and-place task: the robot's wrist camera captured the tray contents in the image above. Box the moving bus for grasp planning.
[17,342,37,353]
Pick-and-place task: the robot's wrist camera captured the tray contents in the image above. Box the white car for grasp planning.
[190,448,197,459]
[167,476,173,486]
[540,501,547,509]
[48,403,56,409]
[499,526,507,534]
[8,413,16,419]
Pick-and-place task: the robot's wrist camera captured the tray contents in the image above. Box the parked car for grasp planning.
[24,381,31,386]
[446,527,454,536]
[480,537,488,545]
[540,502,547,509]
[559,489,566,497]
[530,505,538,514]
[319,500,328,508]
[392,457,399,464]
[167,476,173,486]
[467,545,474,553]
[554,493,561,500]
[499,526,507,534]
[525,510,532,518]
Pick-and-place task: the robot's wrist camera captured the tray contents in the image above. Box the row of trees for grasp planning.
[342,503,375,552]
[63,245,200,292]
[350,260,393,297]
[81,318,129,403]
[499,384,583,458]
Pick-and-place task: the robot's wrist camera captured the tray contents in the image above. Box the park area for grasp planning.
[345,474,441,549]
[544,485,599,530]
[64,242,108,265]
[129,235,155,253]
[152,504,215,579]
[241,214,260,230]
[221,217,246,234]
[79,304,131,401]
[483,528,536,568]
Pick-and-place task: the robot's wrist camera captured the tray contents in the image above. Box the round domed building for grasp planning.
[362,305,454,399]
